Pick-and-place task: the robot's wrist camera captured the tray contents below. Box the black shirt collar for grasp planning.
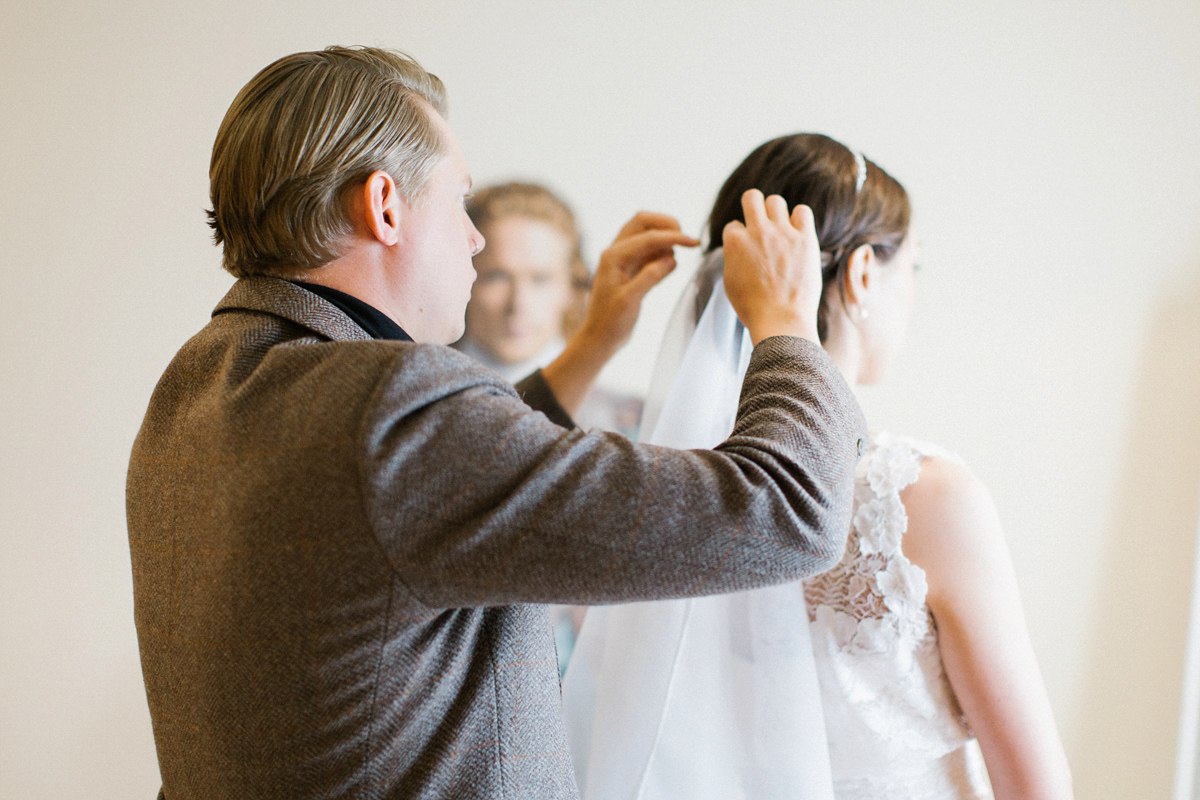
[290,281,413,342]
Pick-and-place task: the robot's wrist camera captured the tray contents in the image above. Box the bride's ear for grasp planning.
[842,243,877,313]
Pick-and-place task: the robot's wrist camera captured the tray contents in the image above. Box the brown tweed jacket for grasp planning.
[127,277,867,799]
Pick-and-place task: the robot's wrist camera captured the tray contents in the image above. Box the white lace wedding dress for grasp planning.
[804,431,993,799]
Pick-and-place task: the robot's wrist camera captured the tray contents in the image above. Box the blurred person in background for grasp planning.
[458,183,644,439]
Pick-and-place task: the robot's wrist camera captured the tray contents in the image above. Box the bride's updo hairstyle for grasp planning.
[706,133,910,342]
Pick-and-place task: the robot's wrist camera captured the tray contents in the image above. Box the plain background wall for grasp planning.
[3,1,1199,797]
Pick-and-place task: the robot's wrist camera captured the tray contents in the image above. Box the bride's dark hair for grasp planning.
[705,133,910,341]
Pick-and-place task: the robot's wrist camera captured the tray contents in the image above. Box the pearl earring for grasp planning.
[859,308,869,320]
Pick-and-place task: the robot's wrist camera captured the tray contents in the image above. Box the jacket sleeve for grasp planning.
[512,369,575,430]
[359,336,868,609]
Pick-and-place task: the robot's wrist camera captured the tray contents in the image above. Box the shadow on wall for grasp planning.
[1075,270,1200,800]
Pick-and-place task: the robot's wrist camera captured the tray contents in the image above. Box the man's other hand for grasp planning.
[541,212,698,415]
[579,211,699,352]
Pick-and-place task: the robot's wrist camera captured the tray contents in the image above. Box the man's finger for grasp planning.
[616,211,686,240]
[764,194,790,226]
[740,189,767,234]
[607,230,698,271]
[721,219,747,250]
[626,254,677,297]
[789,203,815,233]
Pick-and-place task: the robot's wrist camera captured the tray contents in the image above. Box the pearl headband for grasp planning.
[854,151,868,194]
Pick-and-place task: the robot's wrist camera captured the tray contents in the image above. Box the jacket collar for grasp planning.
[213,277,374,342]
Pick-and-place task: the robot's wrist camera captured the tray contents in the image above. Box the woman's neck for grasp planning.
[820,316,864,387]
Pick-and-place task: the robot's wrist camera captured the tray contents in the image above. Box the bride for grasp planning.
[562,134,1072,800]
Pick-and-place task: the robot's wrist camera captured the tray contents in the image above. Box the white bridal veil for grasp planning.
[562,249,836,800]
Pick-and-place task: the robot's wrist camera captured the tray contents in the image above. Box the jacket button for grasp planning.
[856,438,867,457]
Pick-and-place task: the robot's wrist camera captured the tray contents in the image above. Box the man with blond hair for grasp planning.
[127,46,867,799]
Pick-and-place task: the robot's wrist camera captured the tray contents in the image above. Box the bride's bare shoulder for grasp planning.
[901,454,993,526]
[899,454,1009,605]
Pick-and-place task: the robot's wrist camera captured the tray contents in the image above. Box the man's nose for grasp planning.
[468,220,485,256]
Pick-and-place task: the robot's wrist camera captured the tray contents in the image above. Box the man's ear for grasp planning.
[361,170,402,247]
[842,243,876,308]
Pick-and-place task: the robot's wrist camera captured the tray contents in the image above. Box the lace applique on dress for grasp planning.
[803,432,993,800]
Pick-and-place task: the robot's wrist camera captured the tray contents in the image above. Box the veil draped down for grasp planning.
[562,249,836,800]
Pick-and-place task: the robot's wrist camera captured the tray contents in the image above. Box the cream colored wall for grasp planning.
[2,1,1198,797]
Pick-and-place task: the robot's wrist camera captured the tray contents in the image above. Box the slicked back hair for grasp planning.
[207,46,448,277]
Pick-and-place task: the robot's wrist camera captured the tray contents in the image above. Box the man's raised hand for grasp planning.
[541,211,698,415]
[581,211,700,352]
[722,190,823,345]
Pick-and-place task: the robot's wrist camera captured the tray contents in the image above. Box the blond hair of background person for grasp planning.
[126,47,869,799]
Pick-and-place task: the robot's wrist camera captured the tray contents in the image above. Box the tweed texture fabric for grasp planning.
[127,277,868,799]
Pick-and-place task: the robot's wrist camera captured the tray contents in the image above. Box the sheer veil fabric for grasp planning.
[562,249,836,800]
